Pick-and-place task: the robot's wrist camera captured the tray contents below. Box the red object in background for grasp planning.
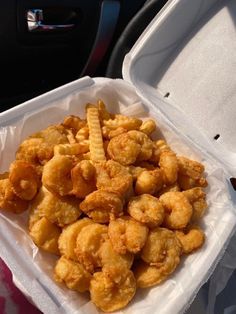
[0,258,41,314]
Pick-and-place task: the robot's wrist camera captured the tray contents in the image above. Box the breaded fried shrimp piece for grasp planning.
[54,256,92,292]
[107,130,153,166]
[108,216,149,254]
[135,228,182,288]
[99,239,134,275]
[90,270,136,312]
[178,174,208,190]
[139,119,156,135]
[128,194,165,228]
[58,218,93,260]
[80,190,124,223]
[71,160,96,199]
[177,156,205,180]
[62,115,86,131]
[36,187,81,227]
[29,217,61,255]
[183,187,207,220]
[135,169,163,195]
[159,192,193,229]
[159,150,179,185]
[95,160,133,198]
[175,226,205,254]
[9,160,39,200]
[75,223,108,273]
[42,155,73,196]
[103,114,142,131]
[0,178,29,214]
[141,227,182,266]
[134,259,180,288]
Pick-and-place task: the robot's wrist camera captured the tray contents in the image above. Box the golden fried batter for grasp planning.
[58,218,94,260]
[90,270,136,312]
[107,130,153,166]
[159,150,179,185]
[99,239,134,277]
[95,160,133,198]
[128,194,165,228]
[0,178,29,214]
[80,190,123,223]
[9,160,39,201]
[108,216,149,254]
[75,223,108,273]
[175,226,205,254]
[160,191,193,229]
[29,217,61,255]
[42,155,73,196]
[135,169,163,195]
[35,187,81,227]
[54,256,92,292]
[141,227,182,266]
[71,160,96,199]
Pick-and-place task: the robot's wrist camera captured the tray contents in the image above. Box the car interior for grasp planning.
[0,0,167,112]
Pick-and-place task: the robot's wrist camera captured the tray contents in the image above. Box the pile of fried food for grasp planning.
[0,100,208,312]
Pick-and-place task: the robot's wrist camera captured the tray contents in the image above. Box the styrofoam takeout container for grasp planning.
[0,0,236,313]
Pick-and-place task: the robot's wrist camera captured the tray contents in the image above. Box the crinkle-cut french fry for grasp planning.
[54,143,89,156]
[87,107,106,161]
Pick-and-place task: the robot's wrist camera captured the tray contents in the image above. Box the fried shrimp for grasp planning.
[134,228,182,288]
[177,156,205,180]
[36,187,81,227]
[139,119,156,135]
[0,178,29,213]
[58,218,94,260]
[75,223,108,273]
[150,140,171,165]
[135,169,163,195]
[63,115,87,131]
[159,192,193,229]
[141,227,182,265]
[54,143,89,156]
[16,138,45,170]
[183,187,207,220]
[16,125,69,169]
[29,217,61,255]
[80,190,124,223]
[95,160,133,198]
[71,160,96,198]
[107,130,153,166]
[178,174,208,190]
[42,155,73,196]
[128,194,165,228]
[156,183,180,197]
[134,259,179,288]
[99,239,134,275]
[90,269,136,312]
[108,216,149,254]
[9,160,39,201]
[159,150,179,185]
[103,114,142,131]
[175,226,205,254]
[54,256,92,292]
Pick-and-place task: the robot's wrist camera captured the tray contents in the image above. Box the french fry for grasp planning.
[87,107,106,161]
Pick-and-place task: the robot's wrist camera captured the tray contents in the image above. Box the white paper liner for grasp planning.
[0,77,235,314]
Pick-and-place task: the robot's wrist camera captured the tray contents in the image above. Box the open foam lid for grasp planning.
[123,0,236,175]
